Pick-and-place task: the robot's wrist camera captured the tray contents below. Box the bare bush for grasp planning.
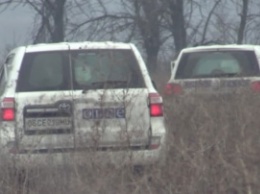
[163,91,260,194]
[1,83,260,193]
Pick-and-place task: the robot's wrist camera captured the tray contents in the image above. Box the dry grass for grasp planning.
[163,92,260,194]
[1,73,260,194]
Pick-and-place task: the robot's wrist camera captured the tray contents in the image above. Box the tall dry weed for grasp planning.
[1,75,260,193]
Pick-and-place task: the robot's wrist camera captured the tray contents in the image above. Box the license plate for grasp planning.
[82,108,125,119]
[25,117,72,130]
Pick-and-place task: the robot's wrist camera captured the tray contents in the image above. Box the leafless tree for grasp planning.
[0,0,17,12]
[3,0,260,70]
[21,0,67,43]
[67,0,113,41]
[199,0,222,45]
[162,0,186,53]
[213,0,253,44]
[69,0,168,72]
[161,0,223,56]
[237,0,250,44]
[131,0,166,71]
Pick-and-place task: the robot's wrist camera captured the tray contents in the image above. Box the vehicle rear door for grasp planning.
[70,48,151,149]
[172,49,260,95]
[15,49,75,152]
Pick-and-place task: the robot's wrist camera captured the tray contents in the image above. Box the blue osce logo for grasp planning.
[82,108,125,119]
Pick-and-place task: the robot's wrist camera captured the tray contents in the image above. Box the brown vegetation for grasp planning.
[0,75,259,194]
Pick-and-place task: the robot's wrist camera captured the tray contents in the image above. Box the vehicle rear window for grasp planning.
[175,50,260,79]
[16,49,144,92]
[17,51,70,92]
[71,50,144,90]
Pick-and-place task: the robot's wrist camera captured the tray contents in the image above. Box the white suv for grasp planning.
[0,41,167,169]
[165,44,260,96]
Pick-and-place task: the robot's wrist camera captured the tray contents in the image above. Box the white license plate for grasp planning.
[25,117,72,130]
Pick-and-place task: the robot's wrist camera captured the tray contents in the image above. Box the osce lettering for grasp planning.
[82,108,125,119]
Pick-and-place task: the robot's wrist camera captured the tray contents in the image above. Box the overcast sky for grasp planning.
[0,5,33,55]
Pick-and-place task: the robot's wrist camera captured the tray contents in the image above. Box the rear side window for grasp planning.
[16,51,70,92]
[175,50,260,79]
[16,49,144,92]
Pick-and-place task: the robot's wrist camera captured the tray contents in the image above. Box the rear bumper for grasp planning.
[5,146,166,169]
[0,119,167,169]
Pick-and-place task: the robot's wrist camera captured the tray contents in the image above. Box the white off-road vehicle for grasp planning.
[165,44,260,96]
[0,41,167,169]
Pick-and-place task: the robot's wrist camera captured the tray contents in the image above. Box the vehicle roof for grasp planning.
[181,44,260,53]
[13,41,134,53]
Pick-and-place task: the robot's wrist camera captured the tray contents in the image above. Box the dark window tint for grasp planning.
[16,49,144,92]
[71,49,144,89]
[16,51,70,92]
[175,50,260,79]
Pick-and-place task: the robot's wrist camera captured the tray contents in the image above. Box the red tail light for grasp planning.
[251,81,260,92]
[149,93,163,117]
[164,83,182,95]
[1,98,15,121]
